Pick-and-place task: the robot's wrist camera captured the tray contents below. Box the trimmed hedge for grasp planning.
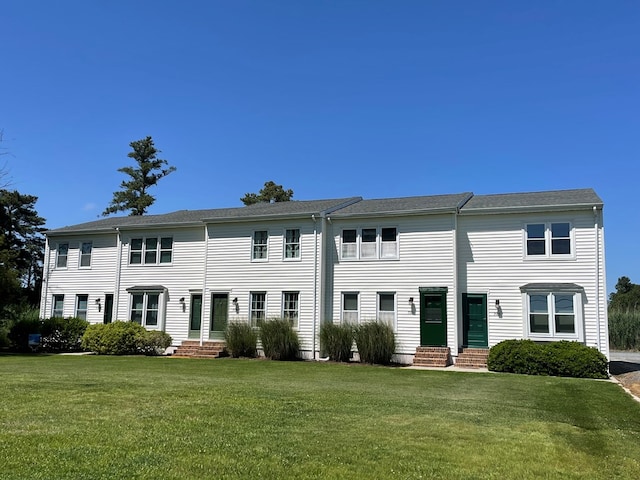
[354,321,395,365]
[259,318,300,361]
[81,321,172,355]
[224,322,257,358]
[487,339,608,379]
[320,322,353,362]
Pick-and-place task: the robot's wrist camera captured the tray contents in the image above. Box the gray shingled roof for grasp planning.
[330,193,473,217]
[45,197,361,235]
[461,188,602,213]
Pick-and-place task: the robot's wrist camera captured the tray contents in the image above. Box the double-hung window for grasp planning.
[56,243,69,268]
[340,227,398,260]
[130,237,173,265]
[525,222,572,258]
[284,229,300,259]
[282,292,299,328]
[250,292,266,327]
[253,231,268,260]
[378,292,396,328]
[80,242,92,268]
[75,294,88,320]
[130,292,160,327]
[52,294,64,317]
[342,293,359,324]
[522,284,583,341]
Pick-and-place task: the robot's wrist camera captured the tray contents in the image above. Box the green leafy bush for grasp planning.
[320,322,353,362]
[224,322,257,358]
[82,321,151,355]
[353,321,395,365]
[8,308,41,352]
[608,310,640,350]
[137,330,173,356]
[259,318,300,360]
[40,317,89,353]
[487,339,608,379]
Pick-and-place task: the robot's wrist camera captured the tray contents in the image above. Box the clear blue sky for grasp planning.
[2,1,638,294]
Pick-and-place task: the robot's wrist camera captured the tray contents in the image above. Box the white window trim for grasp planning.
[522,290,584,342]
[341,292,360,325]
[129,291,163,329]
[52,294,64,317]
[56,243,69,269]
[377,292,397,330]
[340,227,399,261]
[249,292,267,327]
[75,294,89,320]
[283,228,301,261]
[282,291,299,329]
[523,221,575,260]
[79,242,92,269]
[129,237,173,266]
[252,231,269,262]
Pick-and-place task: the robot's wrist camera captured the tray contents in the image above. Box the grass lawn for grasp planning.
[1,356,639,479]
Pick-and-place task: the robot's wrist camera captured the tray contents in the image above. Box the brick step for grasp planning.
[455,348,489,368]
[173,341,227,359]
[413,347,451,367]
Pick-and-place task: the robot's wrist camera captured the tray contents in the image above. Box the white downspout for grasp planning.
[199,224,210,347]
[453,209,459,354]
[40,236,51,318]
[593,206,601,353]
[312,214,318,360]
[114,228,122,320]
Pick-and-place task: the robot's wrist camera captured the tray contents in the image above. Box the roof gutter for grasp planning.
[459,203,604,216]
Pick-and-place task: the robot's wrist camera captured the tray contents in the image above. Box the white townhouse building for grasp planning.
[40,188,608,365]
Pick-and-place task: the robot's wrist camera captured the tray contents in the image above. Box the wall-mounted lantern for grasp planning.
[179,297,186,312]
[95,297,102,312]
[232,297,239,314]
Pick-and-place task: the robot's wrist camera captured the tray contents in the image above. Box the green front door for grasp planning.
[463,294,488,348]
[189,294,203,338]
[210,293,229,340]
[419,288,447,346]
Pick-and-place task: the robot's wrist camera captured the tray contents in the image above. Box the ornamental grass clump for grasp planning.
[353,320,395,365]
[320,322,354,362]
[224,322,257,358]
[608,310,640,350]
[259,318,300,360]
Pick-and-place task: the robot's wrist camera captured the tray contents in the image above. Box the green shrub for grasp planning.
[81,321,147,355]
[8,309,41,352]
[487,339,608,379]
[320,322,353,362]
[224,322,257,358]
[608,310,640,350]
[137,330,173,356]
[40,317,89,353]
[353,321,395,365]
[259,318,300,360]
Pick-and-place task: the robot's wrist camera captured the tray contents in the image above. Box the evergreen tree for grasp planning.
[241,181,293,206]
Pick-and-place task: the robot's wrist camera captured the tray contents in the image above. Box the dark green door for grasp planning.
[210,293,229,340]
[189,294,203,338]
[419,289,447,346]
[462,294,488,348]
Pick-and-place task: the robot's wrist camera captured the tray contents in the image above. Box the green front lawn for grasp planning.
[1,356,639,479]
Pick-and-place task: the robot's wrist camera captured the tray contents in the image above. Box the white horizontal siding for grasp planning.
[329,214,456,353]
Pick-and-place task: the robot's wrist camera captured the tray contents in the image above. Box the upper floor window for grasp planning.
[526,222,572,257]
[75,294,88,320]
[282,292,299,328]
[252,231,268,260]
[250,292,266,327]
[130,237,173,265]
[80,242,92,268]
[377,292,396,327]
[52,294,64,317]
[130,292,160,327]
[56,243,68,268]
[284,229,300,259]
[340,227,398,260]
[342,292,359,324]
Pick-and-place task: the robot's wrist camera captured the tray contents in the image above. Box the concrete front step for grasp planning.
[455,348,489,368]
[413,346,452,367]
